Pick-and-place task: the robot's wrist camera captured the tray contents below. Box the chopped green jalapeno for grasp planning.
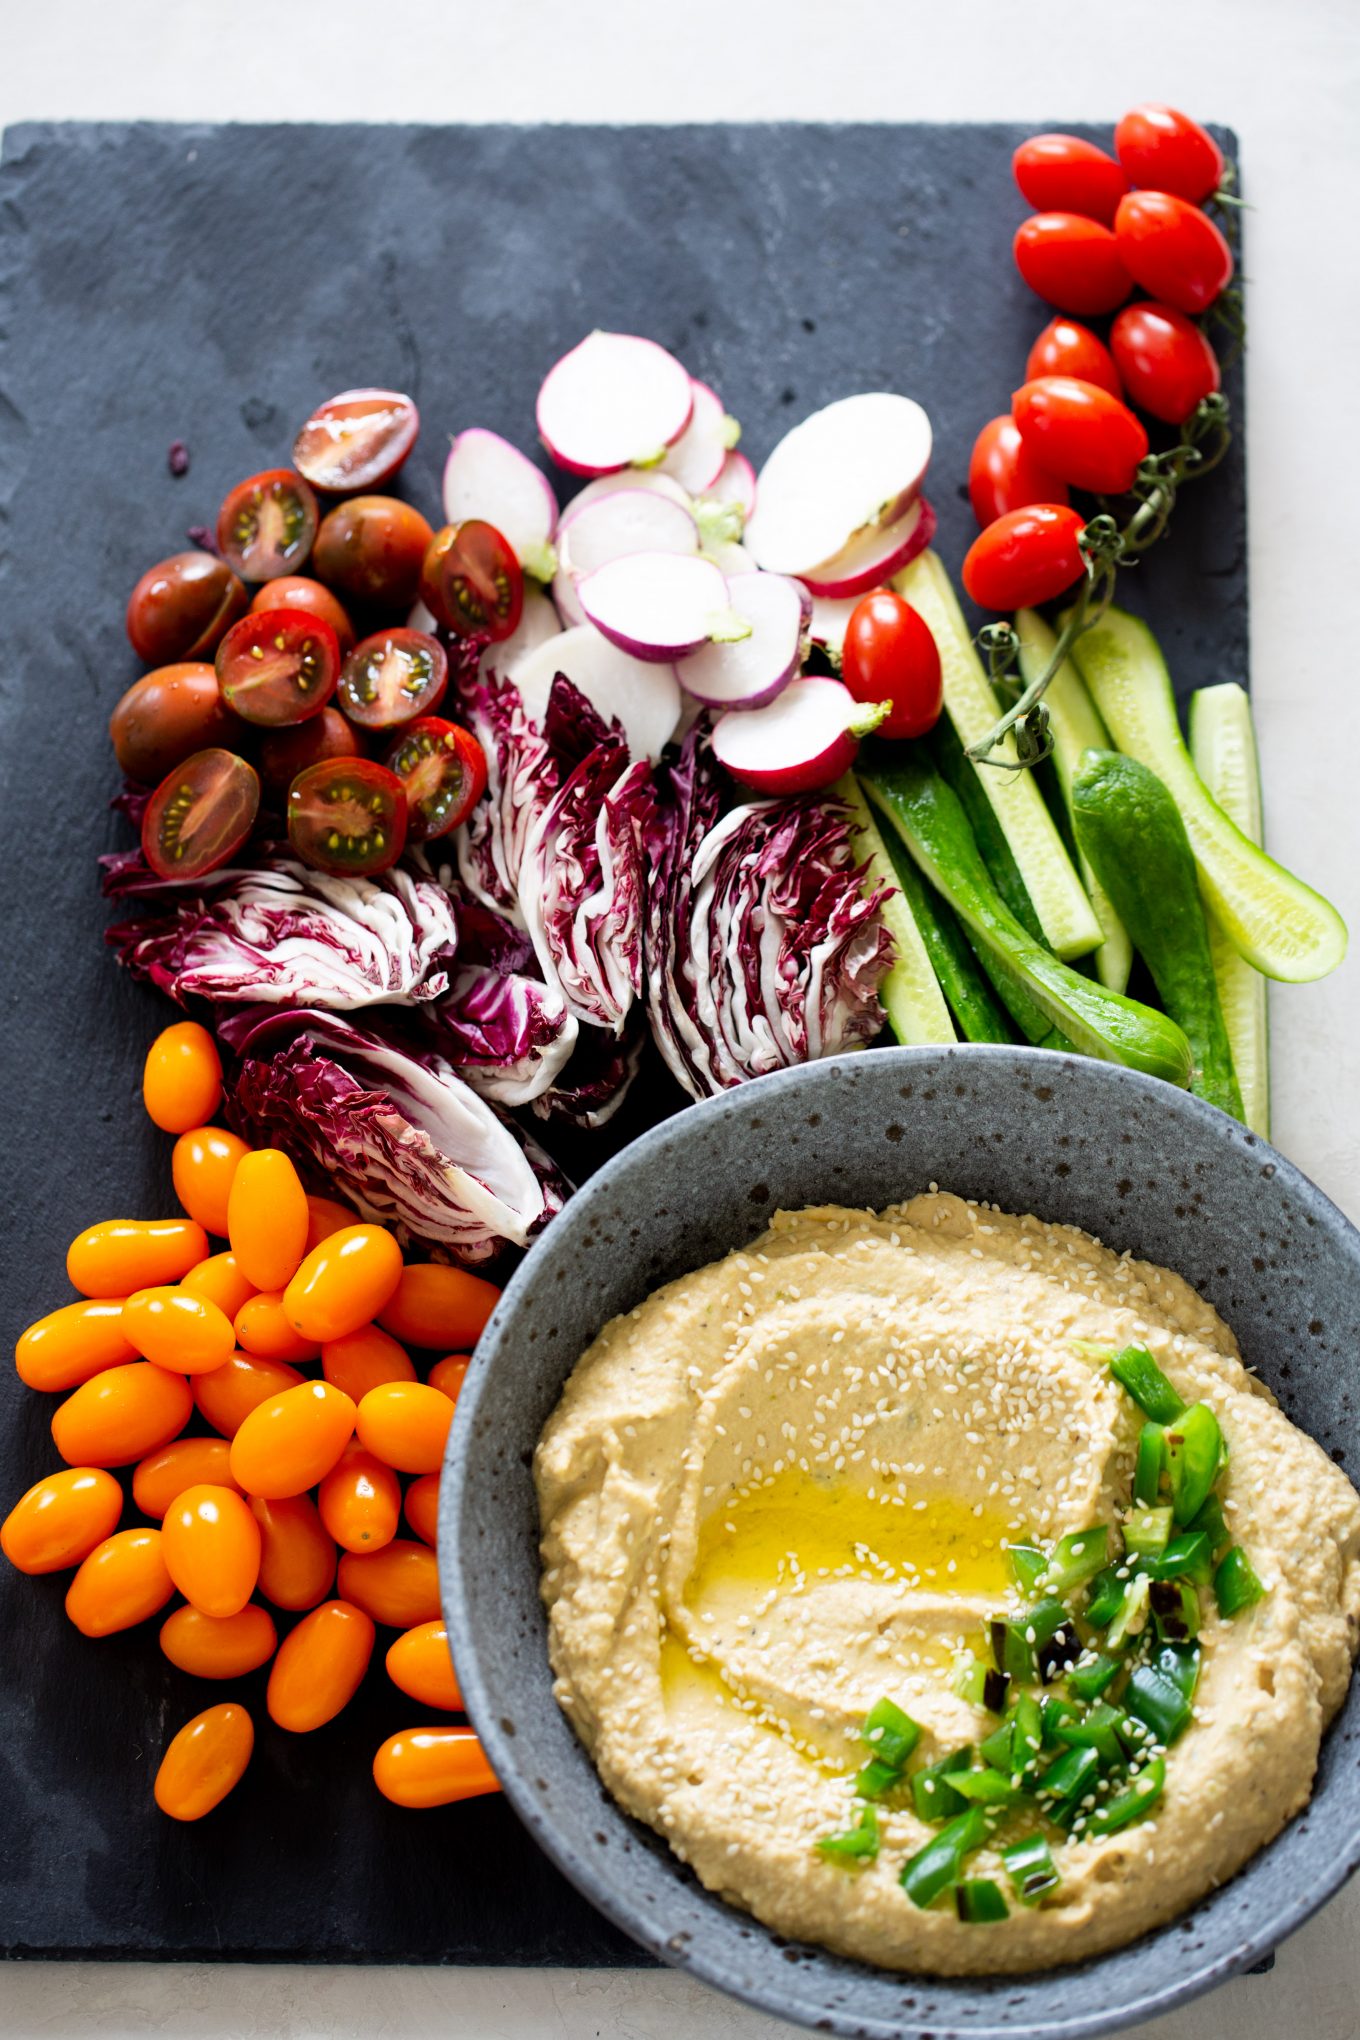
[1040,1526,1110,1595]
[952,1651,989,1706]
[900,1808,987,1908]
[1055,1700,1129,1767]
[855,1756,904,1801]
[1165,1403,1225,1525]
[1134,1422,1167,1505]
[955,1877,1009,1922]
[1124,1642,1200,1746]
[1150,1578,1200,1642]
[981,1668,1012,1715]
[1105,1574,1152,1648]
[816,1803,880,1864]
[1083,1755,1166,1835]
[942,1764,1023,1806]
[860,1697,922,1771]
[1041,1696,1079,1748]
[1214,1543,1267,1616]
[992,1599,1075,1685]
[1012,1692,1044,1768]
[1189,1493,1230,1556]
[910,1745,974,1823]
[1003,1833,1061,1905]
[1151,1530,1215,1585]
[1110,1346,1186,1423]
[1084,1566,1128,1629]
[1007,1541,1048,1594]
[1123,1505,1173,1559]
[979,1719,1015,1774]
[1067,1651,1122,1702]
[1039,1744,1102,1826]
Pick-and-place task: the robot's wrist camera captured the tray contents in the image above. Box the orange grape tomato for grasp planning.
[182,1252,256,1322]
[229,1380,356,1499]
[194,1351,304,1438]
[226,1148,309,1292]
[304,1193,358,1252]
[133,1436,240,1518]
[322,1323,416,1402]
[171,1126,250,1235]
[373,1727,498,1809]
[426,1354,470,1403]
[160,1601,277,1679]
[283,1226,404,1343]
[1,1467,123,1574]
[377,1265,500,1350]
[67,1219,210,1299]
[122,1286,236,1375]
[142,1021,223,1134]
[249,1493,336,1610]
[318,1447,400,1553]
[266,1597,375,1731]
[234,1291,321,1364]
[15,1299,136,1392]
[355,1381,454,1475]
[66,1526,174,1635]
[52,1361,193,1467]
[162,1482,262,1617]
[336,1538,440,1627]
[153,1701,254,1821]
[402,1472,439,1547]
[385,1620,462,1710]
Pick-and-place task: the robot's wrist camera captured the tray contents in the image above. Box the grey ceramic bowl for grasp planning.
[440,1045,1360,2040]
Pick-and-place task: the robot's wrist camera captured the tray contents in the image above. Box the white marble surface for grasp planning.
[3,0,1358,2033]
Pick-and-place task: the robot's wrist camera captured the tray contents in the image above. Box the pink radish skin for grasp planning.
[656,380,735,496]
[800,496,937,599]
[745,393,933,576]
[711,676,888,795]
[676,573,809,710]
[557,470,693,531]
[536,332,694,476]
[478,586,562,684]
[511,625,682,761]
[553,488,698,630]
[703,449,757,520]
[579,551,731,663]
[442,428,560,579]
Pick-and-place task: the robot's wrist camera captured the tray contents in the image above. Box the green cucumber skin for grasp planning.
[1072,751,1244,1121]
[837,775,957,1046]
[860,754,1195,1088]
[1188,685,1270,1138]
[930,719,1045,943]
[869,800,1014,1044]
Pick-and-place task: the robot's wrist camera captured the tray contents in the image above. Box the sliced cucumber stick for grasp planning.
[868,807,1014,1044]
[837,775,956,1045]
[1189,684,1270,1137]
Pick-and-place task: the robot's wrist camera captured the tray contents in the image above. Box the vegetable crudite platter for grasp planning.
[0,111,1352,1995]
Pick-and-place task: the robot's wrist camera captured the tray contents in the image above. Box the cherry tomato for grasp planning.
[1024,318,1122,399]
[337,629,447,731]
[386,1620,462,1710]
[1012,134,1129,226]
[67,1218,209,1299]
[322,1325,417,1403]
[142,1022,222,1134]
[312,496,433,608]
[182,1252,256,1321]
[355,1382,455,1476]
[1011,376,1149,496]
[373,1726,498,1809]
[142,748,260,883]
[402,1473,440,1548]
[378,1266,500,1350]
[110,664,239,783]
[968,416,1071,530]
[293,389,420,494]
[962,504,1088,613]
[384,718,488,841]
[126,552,248,665]
[840,592,942,742]
[1114,104,1224,203]
[338,1538,440,1627]
[214,609,340,727]
[67,1526,174,1635]
[266,1598,375,1731]
[172,1126,250,1235]
[2,1467,122,1574]
[426,1355,469,1402]
[195,1352,304,1438]
[249,1493,336,1610]
[123,1286,236,1376]
[286,757,408,877]
[305,1194,359,1252]
[217,469,319,583]
[153,1702,254,1821]
[133,1436,241,1519]
[283,1225,404,1344]
[229,1380,357,1499]
[1110,301,1223,426]
[53,1362,194,1468]
[160,1602,277,1679]
[259,707,364,793]
[1013,214,1131,316]
[1113,191,1233,316]
[420,521,523,642]
[318,1444,401,1553]
[227,1147,310,1292]
[251,576,356,655]
[162,1483,262,1617]
[15,1300,136,1392]
[234,1291,321,1364]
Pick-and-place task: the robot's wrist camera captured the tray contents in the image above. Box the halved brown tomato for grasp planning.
[110,663,239,783]
[251,577,357,655]
[217,470,319,582]
[419,521,523,642]
[259,708,366,792]
[384,719,489,841]
[142,749,260,882]
[293,390,419,494]
[215,611,340,727]
[312,498,433,608]
[286,758,408,876]
[338,630,448,731]
[126,552,249,664]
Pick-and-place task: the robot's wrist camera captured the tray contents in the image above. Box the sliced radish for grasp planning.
[744,393,933,576]
[536,332,694,476]
[556,469,693,532]
[656,380,737,496]
[553,488,698,631]
[551,560,588,630]
[700,538,758,578]
[703,449,757,521]
[805,592,858,662]
[511,625,682,761]
[579,551,733,663]
[442,428,560,582]
[478,586,562,684]
[676,573,808,710]
[406,597,439,634]
[800,495,937,599]
[710,676,886,795]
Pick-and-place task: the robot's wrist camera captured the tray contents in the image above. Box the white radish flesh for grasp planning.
[700,539,758,578]
[478,586,563,685]
[512,625,683,762]
[676,572,808,710]
[536,332,694,476]
[441,428,560,581]
[556,469,693,531]
[554,488,699,631]
[744,393,933,576]
[703,449,757,520]
[711,676,880,795]
[656,380,736,496]
[800,495,937,599]
[806,592,859,661]
[579,551,731,663]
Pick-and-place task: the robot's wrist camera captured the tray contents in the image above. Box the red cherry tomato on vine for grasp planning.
[126,553,249,665]
[840,591,942,741]
[420,522,524,642]
[217,470,319,583]
[963,504,1087,614]
[251,577,356,655]
[1114,104,1224,203]
[1011,378,1149,497]
[1109,303,1222,426]
[338,629,448,731]
[1113,192,1233,316]
[286,757,408,876]
[1012,134,1129,226]
[968,416,1070,530]
[1024,318,1122,400]
[142,749,260,883]
[215,609,340,727]
[384,718,489,840]
[1013,214,1131,316]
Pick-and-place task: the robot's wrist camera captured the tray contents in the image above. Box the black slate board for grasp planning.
[0,121,1245,1965]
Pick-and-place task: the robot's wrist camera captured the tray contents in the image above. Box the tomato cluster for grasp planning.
[114,389,502,887]
[1,1020,504,1822]
[966,105,1230,613]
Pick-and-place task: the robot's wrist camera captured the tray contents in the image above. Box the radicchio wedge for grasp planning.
[454,670,561,924]
[423,964,579,1107]
[529,1015,646,1131]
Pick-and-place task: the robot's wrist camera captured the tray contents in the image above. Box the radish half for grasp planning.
[703,449,757,520]
[553,487,699,629]
[441,428,560,581]
[536,333,694,476]
[478,586,562,684]
[511,625,682,762]
[556,469,693,532]
[805,592,858,662]
[676,573,809,710]
[710,676,886,794]
[800,495,937,599]
[701,538,758,578]
[579,551,733,663]
[656,380,737,496]
[744,393,933,576]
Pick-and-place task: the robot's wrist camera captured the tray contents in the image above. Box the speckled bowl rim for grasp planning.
[441,1045,1360,2040]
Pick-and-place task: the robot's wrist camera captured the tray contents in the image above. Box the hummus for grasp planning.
[536,1194,1360,1973]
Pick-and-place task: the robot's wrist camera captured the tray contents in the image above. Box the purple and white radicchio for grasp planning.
[423,965,579,1107]
[454,672,559,925]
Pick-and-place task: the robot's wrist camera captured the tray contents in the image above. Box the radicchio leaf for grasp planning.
[529,1014,646,1130]
[454,671,559,925]
[422,964,579,1107]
